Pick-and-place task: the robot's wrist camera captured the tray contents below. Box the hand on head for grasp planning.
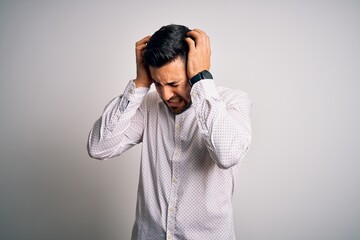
[185,29,211,80]
[134,26,211,88]
[134,35,152,88]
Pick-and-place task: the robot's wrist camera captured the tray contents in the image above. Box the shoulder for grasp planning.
[140,90,161,109]
[145,90,160,102]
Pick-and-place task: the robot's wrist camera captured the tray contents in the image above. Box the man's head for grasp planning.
[144,24,192,114]
[143,24,190,68]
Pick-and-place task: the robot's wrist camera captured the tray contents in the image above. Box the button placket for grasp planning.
[165,115,182,239]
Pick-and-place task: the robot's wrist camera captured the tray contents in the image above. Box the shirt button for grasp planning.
[172,177,177,184]
[167,234,173,239]
[174,150,180,158]
[191,92,199,98]
[169,207,174,213]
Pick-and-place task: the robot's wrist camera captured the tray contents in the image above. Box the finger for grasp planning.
[186,30,201,40]
[136,35,151,47]
[187,29,208,39]
[192,28,206,35]
[136,36,151,57]
[187,29,209,48]
[185,37,196,50]
[137,43,147,52]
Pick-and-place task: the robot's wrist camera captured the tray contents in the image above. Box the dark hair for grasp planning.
[143,24,190,68]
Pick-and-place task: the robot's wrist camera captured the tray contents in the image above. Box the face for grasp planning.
[149,57,191,114]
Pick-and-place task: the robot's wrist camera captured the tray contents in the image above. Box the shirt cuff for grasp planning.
[190,79,220,103]
[119,80,150,112]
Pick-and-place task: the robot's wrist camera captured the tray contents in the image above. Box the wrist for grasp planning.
[189,70,213,86]
[134,78,152,88]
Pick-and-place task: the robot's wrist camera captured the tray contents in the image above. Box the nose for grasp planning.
[160,86,173,101]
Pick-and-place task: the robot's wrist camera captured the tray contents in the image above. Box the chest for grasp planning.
[145,103,208,161]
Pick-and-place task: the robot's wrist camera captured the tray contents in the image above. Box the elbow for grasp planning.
[87,142,110,161]
[217,160,238,170]
[216,134,252,170]
[87,128,112,160]
[214,152,240,169]
[88,149,106,161]
[88,149,110,161]
[216,152,244,169]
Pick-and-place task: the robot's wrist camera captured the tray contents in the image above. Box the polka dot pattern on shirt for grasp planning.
[88,80,252,240]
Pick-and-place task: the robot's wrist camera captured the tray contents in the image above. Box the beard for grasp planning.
[164,98,192,114]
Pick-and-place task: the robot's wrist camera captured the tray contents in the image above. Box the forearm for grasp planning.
[191,80,252,169]
[87,80,149,160]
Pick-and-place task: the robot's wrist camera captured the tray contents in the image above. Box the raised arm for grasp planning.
[186,29,252,169]
[87,36,153,160]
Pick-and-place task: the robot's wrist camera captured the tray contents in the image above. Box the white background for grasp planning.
[0,0,359,239]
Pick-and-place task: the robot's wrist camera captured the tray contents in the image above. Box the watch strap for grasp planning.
[189,70,213,86]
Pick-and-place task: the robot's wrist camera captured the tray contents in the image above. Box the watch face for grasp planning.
[202,70,213,79]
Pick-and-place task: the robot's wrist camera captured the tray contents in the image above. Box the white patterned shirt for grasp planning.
[88,79,252,240]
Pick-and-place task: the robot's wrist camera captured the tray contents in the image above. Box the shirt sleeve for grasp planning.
[190,80,252,169]
[87,80,150,160]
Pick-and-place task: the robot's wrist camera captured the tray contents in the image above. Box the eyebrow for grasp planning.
[153,80,179,86]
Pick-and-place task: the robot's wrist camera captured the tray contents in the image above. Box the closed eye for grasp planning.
[153,81,179,88]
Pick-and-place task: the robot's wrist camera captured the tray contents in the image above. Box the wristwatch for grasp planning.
[189,70,213,86]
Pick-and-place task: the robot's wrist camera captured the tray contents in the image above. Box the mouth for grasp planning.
[165,98,192,114]
[168,97,181,103]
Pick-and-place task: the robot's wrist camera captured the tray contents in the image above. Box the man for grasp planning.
[88,24,251,240]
